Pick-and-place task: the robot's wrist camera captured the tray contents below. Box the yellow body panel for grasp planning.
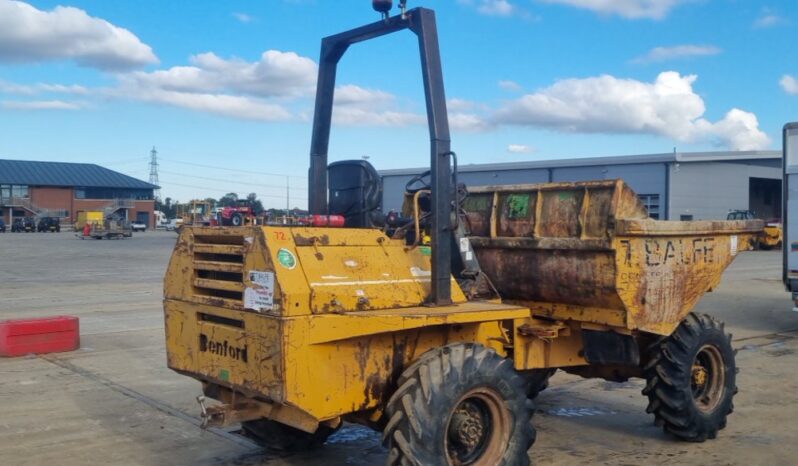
[465,180,762,336]
[761,224,782,248]
[74,210,104,229]
[164,226,498,425]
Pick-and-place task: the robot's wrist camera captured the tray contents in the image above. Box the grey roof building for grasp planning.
[0,158,158,227]
[380,150,782,221]
[0,159,157,189]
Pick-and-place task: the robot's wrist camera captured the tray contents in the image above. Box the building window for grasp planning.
[12,185,28,198]
[73,187,153,200]
[1,185,29,198]
[638,194,660,220]
[680,214,694,221]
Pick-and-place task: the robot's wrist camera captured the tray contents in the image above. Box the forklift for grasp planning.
[164,3,754,464]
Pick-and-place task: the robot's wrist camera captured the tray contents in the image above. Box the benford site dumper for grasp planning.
[163,3,762,464]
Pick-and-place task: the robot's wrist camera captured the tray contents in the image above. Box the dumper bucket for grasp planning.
[465,179,763,335]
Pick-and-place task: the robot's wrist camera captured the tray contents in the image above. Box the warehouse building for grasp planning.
[0,159,158,228]
[380,150,782,221]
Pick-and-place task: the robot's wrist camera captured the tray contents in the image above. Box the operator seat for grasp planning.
[327,160,383,228]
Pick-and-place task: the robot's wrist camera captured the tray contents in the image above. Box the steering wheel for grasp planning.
[405,170,431,194]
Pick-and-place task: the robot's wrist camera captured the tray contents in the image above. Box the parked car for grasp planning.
[130,221,147,232]
[0,218,5,233]
[12,217,36,232]
[165,219,183,231]
[37,217,61,232]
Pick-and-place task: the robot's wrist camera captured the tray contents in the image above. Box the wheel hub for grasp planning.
[445,388,510,466]
[691,344,726,413]
[450,402,486,451]
[692,365,708,387]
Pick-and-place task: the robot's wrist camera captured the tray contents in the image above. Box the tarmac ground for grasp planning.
[1,230,797,465]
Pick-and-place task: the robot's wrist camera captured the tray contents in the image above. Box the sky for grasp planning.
[0,0,795,208]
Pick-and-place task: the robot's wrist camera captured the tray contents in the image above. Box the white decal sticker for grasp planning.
[245,271,275,311]
[730,235,738,256]
[465,251,473,261]
[244,288,273,312]
[410,266,431,277]
[355,289,365,297]
[249,271,274,288]
[459,238,469,253]
[344,259,359,268]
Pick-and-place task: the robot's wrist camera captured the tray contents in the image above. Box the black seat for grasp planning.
[328,160,383,228]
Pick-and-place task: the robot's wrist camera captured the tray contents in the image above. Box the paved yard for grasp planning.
[1,231,797,465]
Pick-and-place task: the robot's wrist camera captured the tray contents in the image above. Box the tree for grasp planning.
[155,197,177,218]
[246,193,264,215]
[219,192,238,207]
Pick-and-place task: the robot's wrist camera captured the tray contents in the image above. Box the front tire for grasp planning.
[241,419,336,452]
[524,369,555,399]
[642,313,737,442]
[231,213,243,226]
[383,343,534,466]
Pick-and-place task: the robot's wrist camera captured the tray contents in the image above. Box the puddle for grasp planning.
[546,407,617,417]
[327,425,382,444]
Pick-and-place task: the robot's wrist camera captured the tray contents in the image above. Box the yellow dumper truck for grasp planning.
[163,4,762,464]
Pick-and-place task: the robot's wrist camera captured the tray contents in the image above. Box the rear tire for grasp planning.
[642,313,737,442]
[232,213,243,226]
[241,419,337,452]
[383,343,534,466]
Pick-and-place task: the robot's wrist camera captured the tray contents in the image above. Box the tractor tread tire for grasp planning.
[642,313,736,442]
[241,419,336,452]
[383,343,534,466]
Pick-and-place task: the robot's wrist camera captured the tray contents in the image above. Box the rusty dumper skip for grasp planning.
[163,3,762,465]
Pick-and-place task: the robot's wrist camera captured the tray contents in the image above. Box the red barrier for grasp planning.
[0,316,80,357]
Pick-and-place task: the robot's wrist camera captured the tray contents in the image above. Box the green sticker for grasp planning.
[420,246,431,256]
[219,369,230,381]
[277,248,297,270]
[506,194,530,219]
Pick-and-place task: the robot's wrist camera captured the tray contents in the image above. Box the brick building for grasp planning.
[0,159,158,228]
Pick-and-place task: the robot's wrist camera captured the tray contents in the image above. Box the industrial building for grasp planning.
[0,159,158,228]
[380,150,782,221]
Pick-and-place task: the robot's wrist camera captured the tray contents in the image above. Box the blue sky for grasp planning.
[0,0,795,208]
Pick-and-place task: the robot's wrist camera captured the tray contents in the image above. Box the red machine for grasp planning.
[216,200,256,226]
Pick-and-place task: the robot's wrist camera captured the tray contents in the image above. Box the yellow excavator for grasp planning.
[163,2,761,464]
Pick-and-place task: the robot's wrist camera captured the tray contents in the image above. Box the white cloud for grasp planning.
[331,84,425,127]
[335,85,394,106]
[0,80,89,95]
[114,50,317,121]
[478,0,515,16]
[448,98,478,112]
[2,100,82,110]
[494,71,770,150]
[632,45,721,63]
[753,8,786,29]
[0,0,157,70]
[781,75,798,95]
[507,144,534,153]
[127,50,317,99]
[449,113,492,132]
[332,107,425,127]
[232,12,255,23]
[459,0,516,16]
[539,0,687,20]
[498,80,522,91]
[712,109,771,151]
